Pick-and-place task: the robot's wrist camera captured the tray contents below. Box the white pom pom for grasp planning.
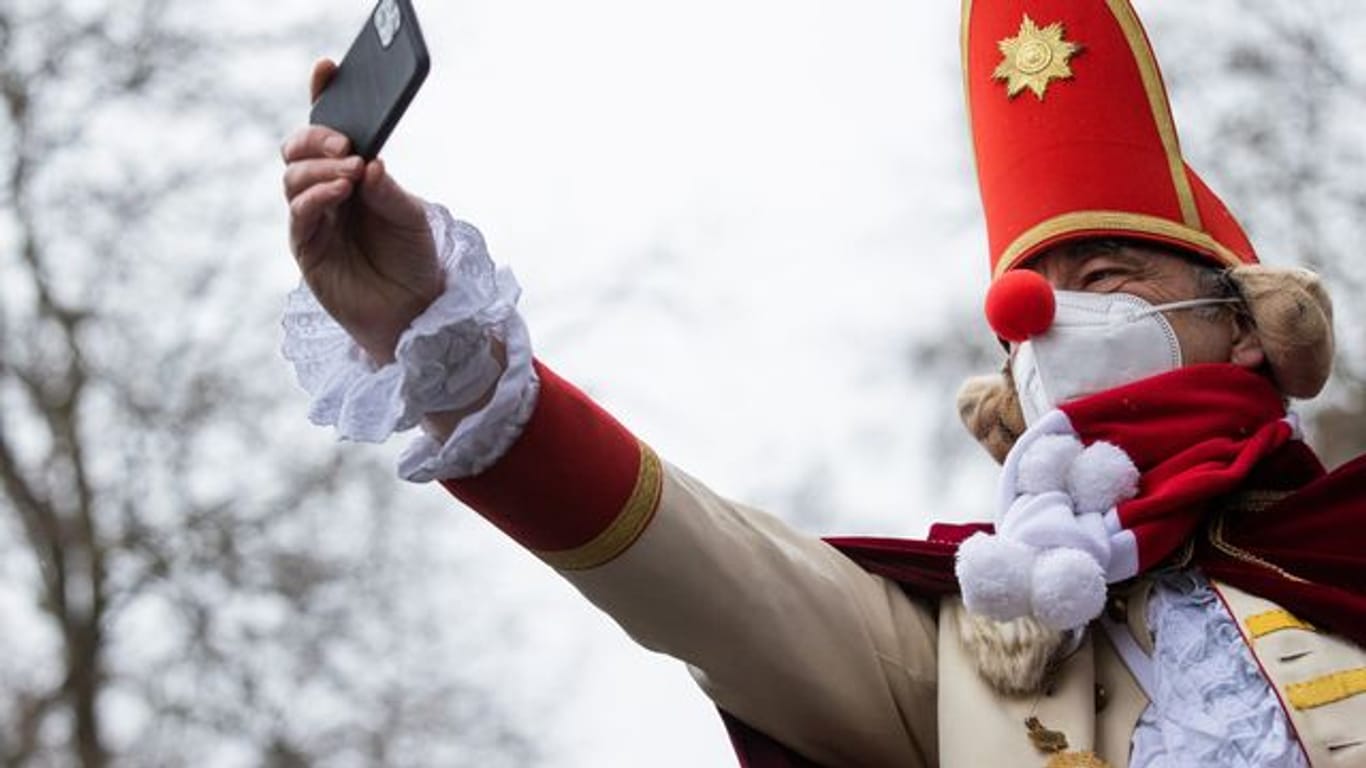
[956,533,1035,622]
[1016,434,1085,495]
[1066,441,1140,515]
[1030,547,1106,630]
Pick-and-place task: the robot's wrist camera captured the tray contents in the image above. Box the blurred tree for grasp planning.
[911,0,1366,473]
[0,1,535,765]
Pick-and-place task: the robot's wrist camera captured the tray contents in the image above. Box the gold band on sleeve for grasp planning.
[537,443,663,572]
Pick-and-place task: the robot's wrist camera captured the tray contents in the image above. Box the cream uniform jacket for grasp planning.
[547,451,1366,767]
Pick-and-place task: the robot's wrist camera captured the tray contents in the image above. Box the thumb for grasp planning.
[358,159,425,226]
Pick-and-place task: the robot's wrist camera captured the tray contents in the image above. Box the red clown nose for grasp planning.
[985,270,1055,342]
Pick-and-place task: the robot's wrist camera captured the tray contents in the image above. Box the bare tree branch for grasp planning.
[1,1,539,764]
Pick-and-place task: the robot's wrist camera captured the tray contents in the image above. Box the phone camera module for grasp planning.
[374,0,402,48]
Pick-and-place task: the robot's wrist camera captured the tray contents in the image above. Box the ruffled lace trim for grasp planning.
[280,203,537,480]
[397,312,538,482]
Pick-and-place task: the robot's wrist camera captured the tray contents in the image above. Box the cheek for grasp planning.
[1168,313,1235,365]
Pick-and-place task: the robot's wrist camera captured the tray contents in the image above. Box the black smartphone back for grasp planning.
[310,0,430,160]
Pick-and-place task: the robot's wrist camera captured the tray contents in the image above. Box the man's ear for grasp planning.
[1229,316,1266,370]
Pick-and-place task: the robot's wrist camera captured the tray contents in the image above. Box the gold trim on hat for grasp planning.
[961,0,979,175]
[994,210,1246,277]
[1105,0,1202,230]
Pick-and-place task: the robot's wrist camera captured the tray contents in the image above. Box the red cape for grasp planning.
[724,449,1366,767]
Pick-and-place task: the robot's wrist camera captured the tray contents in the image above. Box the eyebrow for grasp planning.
[1068,239,1121,256]
[1073,247,1146,270]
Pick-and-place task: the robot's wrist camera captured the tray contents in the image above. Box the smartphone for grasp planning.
[310,0,430,160]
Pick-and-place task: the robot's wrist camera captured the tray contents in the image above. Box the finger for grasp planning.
[289,177,354,255]
[281,125,353,163]
[310,58,338,103]
[358,159,423,223]
[283,156,365,201]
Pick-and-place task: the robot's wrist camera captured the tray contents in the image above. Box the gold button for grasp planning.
[1094,683,1109,713]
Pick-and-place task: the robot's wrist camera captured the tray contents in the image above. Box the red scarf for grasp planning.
[1058,364,1297,575]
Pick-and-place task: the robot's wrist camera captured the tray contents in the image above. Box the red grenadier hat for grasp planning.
[963,0,1259,286]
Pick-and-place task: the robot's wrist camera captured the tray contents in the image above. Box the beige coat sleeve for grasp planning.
[564,463,940,768]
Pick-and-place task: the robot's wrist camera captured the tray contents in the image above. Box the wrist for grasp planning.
[356,304,433,365]
[358,331,403,366]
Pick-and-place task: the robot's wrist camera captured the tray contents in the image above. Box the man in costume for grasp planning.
[279,0,1365,765]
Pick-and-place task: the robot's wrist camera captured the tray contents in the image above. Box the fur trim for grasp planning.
[1228,265,1335,399]
[957,612,1066,695]
[957,372,1026,464]
[1066,441,1139,516]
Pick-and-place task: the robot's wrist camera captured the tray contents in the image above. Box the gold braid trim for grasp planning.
[1245,609,1315,639]
[1103,0,1201,230]
[537,443,663,572]
[1046,752,1112,768]
[1224,490,1295,515]
[1208,504,1309,585]
[1285,668,1366,711]
[996,211,1244,277]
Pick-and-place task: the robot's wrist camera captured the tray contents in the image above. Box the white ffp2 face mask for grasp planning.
[1010,291,1238,425]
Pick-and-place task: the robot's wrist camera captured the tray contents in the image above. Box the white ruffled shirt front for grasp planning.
[280,207,1306,765]
[1130,570,1307,767]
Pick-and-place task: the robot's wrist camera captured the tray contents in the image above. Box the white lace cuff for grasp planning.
[280,203,538,481]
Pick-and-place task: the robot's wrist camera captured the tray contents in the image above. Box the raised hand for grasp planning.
[282,58,441,364]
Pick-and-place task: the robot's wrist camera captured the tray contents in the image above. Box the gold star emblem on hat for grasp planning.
[994,15,1080,100]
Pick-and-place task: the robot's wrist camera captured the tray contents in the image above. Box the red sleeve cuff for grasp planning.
[441,361,662,569]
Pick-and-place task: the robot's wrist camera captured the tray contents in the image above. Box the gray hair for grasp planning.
[1189,261,1247,324]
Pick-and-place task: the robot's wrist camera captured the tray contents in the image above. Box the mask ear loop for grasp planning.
[1130,296,1243,318]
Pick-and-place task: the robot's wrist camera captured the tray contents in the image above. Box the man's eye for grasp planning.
[1081,269,1122,287]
